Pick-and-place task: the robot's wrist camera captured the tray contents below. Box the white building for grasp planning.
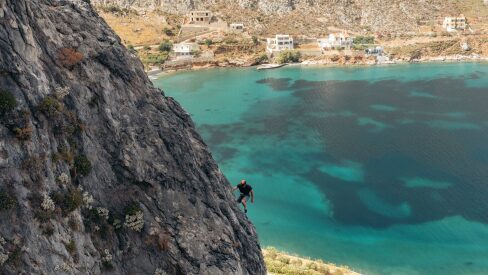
[173,43,199,59]
[266,35,294,54]
[188,10,212,24]
[229,23,244,32]
[317,32,352,50]
[365,46,384,56]
[442,15,467,32]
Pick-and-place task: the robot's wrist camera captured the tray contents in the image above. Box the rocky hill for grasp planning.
[91,0,461,32]
[0,0,265,274]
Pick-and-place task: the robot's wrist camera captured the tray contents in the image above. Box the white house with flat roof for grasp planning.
[266,35,294,54]
[229,23,244,32]
[318,32,352,50]
[188,10,212,24]
[173,43,199,59]
[443,15,467,32]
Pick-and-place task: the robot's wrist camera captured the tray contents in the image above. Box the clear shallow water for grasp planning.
[154,63,488,275]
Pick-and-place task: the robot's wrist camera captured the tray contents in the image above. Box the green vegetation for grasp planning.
[74,155,92,176]
[254,54,269,65]
[127,44,135,51]
[52,188,83,215]
[352,44,369,51]
[353,36,375,44]
[224,38,238,45]
[143,45,151,51]
[6,246,22,267]
[52,144,75,165]
[38,96,62,117]
[124,201,142,216]
[97,5,137,16]
[65,240,76,255]
[163,27,174,36]
[82,207,115,239]
[191,49,201,58]
[158,40,173,52]
[276,50,301,64]
[29,193,53,223]
[41,224,55,236]
[252,36,259,45]
[102,260,114,270]
[0,90,16,115]
[142,52,169,66]
[0,191,16,211]
[204,39,213,46]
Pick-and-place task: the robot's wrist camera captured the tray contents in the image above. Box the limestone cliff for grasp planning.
[0,0,265,274]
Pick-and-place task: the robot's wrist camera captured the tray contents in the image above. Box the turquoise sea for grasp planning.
[154,63,488,275]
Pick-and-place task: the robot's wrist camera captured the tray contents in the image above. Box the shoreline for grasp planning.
[263,247,361,275]
[148,54,488,79]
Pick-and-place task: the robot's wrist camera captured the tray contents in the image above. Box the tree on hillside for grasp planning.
[158,40,173,52]
[276,50,301,64]
[163,27,174,36]
[353,36,375,44]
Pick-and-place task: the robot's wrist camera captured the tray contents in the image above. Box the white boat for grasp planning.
[256,63,286,70]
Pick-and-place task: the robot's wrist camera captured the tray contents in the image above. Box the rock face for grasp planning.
[0,0,265,274]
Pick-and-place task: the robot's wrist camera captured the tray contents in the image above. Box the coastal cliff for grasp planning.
[0,0,265,274]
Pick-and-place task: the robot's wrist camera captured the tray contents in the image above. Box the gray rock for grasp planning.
[0,0,265,274]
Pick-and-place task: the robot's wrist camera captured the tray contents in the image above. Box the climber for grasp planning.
[233,179,254,213]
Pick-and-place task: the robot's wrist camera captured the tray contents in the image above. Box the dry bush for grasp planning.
[13,125,33,141]
[330,54,341,62]
[145,230,171,251]
[58,48,84,67]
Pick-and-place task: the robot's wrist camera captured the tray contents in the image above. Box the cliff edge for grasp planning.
[0,0,265,274]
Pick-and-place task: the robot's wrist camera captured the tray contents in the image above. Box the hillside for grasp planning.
[92,0,462,33]
[0,0,265,274]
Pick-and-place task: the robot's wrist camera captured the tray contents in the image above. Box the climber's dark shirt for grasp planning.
[237,183,252,195]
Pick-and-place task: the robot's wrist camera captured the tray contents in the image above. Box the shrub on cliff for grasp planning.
[74,155,92,176]
[51,188,83,215]
[0,191,16,211]
[13,125,33,141]
[124,202,144,232]
[64,240,76,255]
[58,48,84,67]
[38,96,62,117]
[0,90,16,115]
[276,50,301,64]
